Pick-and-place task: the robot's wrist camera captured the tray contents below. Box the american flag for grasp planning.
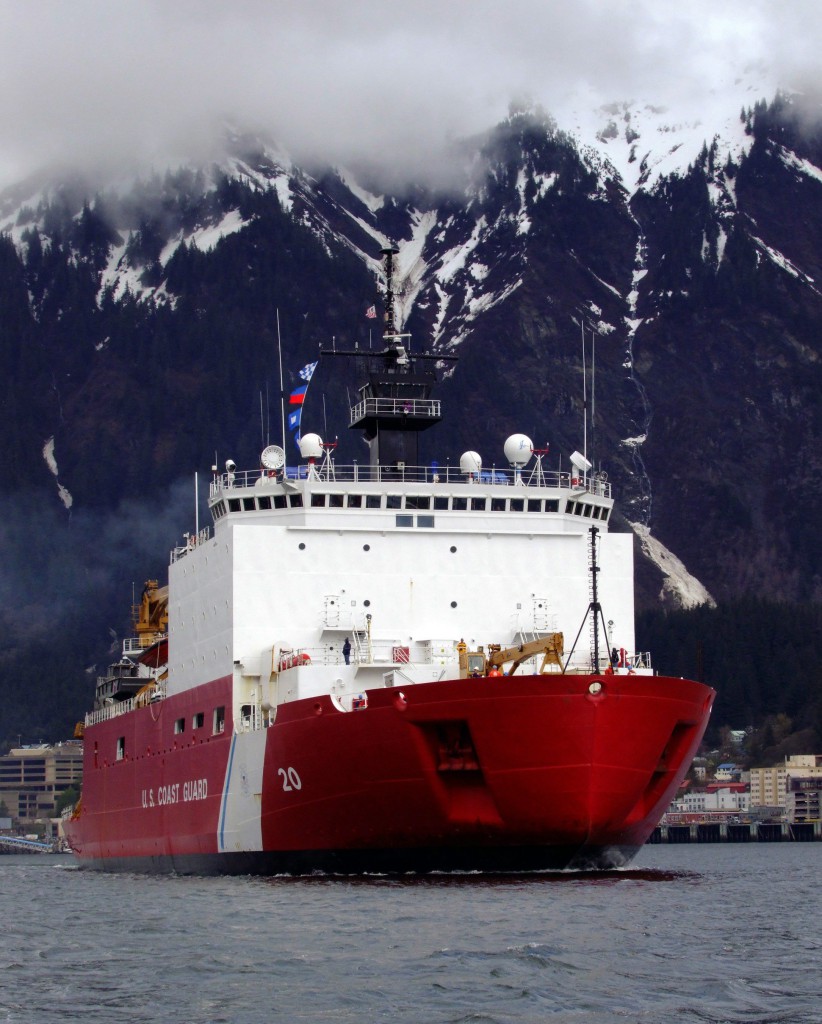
[365,305,377,319]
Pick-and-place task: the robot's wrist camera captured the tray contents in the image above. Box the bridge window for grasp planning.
[434,496,449,510]
[366,495,382,509]
[329,494,344,508]
[228,498,241,512]
[311,493,327,508]
[387,495,402,509]
[288,494,303,508]
[527,499,542,512]
[257,496,272,510]
[242,498,255,511]
[471,497,486,511]
[406,495,430,510]
[510,498,524,512]
[418,515,435,528]
[274,495,287,509]
[545,499,559,513]
[491,497,506,511]
[347,494,363,508]
[452,497,467,511]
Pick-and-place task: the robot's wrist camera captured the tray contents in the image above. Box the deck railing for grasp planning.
[210,464,610,497]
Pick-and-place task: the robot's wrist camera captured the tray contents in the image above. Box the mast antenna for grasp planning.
[562,526,612,673]
[276,309,286,460]
[381,244,400,337]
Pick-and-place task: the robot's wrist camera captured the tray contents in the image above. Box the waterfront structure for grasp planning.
[749,755,822,812]
[0,743,83,822]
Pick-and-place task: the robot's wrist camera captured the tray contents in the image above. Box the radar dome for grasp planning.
[504,434,533,467]
[459,451,482,475]
[298,433,323,459]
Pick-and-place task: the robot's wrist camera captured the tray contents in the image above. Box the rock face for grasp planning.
[1,93,821,620]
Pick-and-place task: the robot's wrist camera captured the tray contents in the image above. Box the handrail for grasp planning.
[210,465,611,497]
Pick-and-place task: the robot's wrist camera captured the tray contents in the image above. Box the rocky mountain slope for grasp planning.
[0,90,820,741]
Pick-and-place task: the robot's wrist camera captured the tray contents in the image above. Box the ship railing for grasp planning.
[278,643,425,670]
[210,465,610,496]
[84,683,167,726]
[349,397,441,424]
[170,526,212,563]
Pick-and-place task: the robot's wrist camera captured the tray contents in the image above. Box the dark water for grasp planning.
[2,844,820,1024]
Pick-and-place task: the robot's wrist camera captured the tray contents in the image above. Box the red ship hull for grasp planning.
[65,672,713,873]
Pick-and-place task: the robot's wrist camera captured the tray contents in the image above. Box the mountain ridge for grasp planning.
[1,88,821,743]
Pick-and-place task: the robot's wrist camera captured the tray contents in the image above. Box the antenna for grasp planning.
[276,309,286,460]
[581,321,588,466]
[562,526,612,673]
[591,325,596,475]
[381,244,399,337]
[194,471,199,537]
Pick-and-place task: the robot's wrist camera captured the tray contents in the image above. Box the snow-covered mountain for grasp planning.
[1,87,821,629]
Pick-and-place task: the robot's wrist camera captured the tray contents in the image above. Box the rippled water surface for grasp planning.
[2,844,821,1023]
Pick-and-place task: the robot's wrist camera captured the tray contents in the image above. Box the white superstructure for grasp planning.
[164,453,640,727]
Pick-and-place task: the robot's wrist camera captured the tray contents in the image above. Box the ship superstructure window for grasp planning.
[452,497,467,510]
[311,493,327,507]
[366,495,381,509]
[510,498,524,512]
[406,496,431,509]
[288,494,303,508]
[471,497,486,511]
[491,497,506,511]
[174,718,185,735]
[242,498,255,511]
[274,495,287,509]
[213,706,226,735]
[258,496,272,510]
[228,498,241,512]
[545,499,559,513]
[434,496,449,510]
[396,515,414,528]
[192,712,204,729]
[418,515,435,528]
[527,499,542,512]
[347,494,363,508]
[116,737,125,761]
[387,495,402,509]
[329,494,344,508]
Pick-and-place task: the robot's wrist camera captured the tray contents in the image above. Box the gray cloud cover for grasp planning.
[0,0,819,190]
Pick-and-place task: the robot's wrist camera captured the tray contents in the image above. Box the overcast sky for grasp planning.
[0,0,819,191]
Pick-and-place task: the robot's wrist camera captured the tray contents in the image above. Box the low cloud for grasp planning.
[0,0,819,191]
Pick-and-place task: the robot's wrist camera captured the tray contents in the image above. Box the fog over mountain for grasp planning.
[1,2,821,747]
[0,0,819,190]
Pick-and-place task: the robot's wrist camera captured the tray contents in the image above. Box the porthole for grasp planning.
[364,599,371,607]
[363,544,371,551]
[450,545,457,553]
[299,542,306,550]
[450,601,457,608]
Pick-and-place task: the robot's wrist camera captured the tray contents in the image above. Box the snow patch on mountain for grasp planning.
[336,168,385,214]
[751,235,820,294]
[631,522,715,609]
[42,436,73,510]
[775,145,822,186]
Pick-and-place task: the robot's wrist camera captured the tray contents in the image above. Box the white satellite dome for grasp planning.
[298,433,323,459]
[504,434,534,468]
[459,451,482,475]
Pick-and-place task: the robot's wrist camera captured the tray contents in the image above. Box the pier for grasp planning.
[650,821,822,843]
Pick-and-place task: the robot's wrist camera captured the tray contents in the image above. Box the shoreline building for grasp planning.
[0,743,83,823]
